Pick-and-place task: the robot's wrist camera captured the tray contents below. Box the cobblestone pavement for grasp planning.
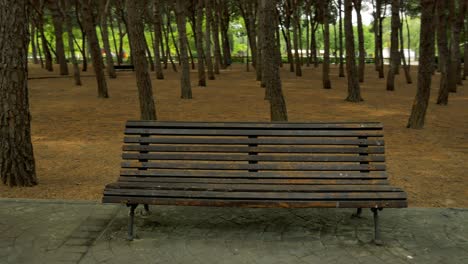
[0,199,467,264]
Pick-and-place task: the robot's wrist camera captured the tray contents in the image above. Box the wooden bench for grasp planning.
[103,121,407,244]
[113,64,134,71]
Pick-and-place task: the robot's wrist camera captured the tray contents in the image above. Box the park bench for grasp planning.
[102,121,407,244]
[113,64,134,71]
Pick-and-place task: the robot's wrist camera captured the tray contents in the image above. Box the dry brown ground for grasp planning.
[1,63,467,207]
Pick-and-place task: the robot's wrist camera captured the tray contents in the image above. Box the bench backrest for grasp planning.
[120,121,387,185]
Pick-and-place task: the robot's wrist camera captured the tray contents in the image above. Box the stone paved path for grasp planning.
[0,199,466,264]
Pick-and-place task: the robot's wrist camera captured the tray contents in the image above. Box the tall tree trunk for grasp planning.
[354,0,365,83]
[205,0,215,80]
[238,1,258,68]
[195,0,207,86]
[0,0,37,187]
[436,0,450,105]
[256,0,264,82]
[81,0,109,98]
[211,2,222,73]
[38,16,53,71]
[176,0,193,99]
[100,0,116,78]
[310,22,319,67]
[305,2,310,67]
[219,0,231,68]
[51,5,69,75]
[126,0,157,120]
[61,0,82,86]
[375,0,385,78]
[344,0,362,102]
[322,1,331,89]
[448,0,466,92]
[338,0,345,77]
[153,0,164,79]
[35,26,44,68]
[407,0,436,129]
[386,0,400,91]
[292,0,302,77]
[109,9,121,65]
[261,0,288,121]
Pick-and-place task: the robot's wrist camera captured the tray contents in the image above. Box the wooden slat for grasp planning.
[118,177,390,185]
[121,162,386,171]
[104,188,406,200]
[102,196,406,208]
[106,182,403,193]
[120,170,388,178]
[122,153,385,162]
[125,121,383,129]
[123,137,385,146]
[122,145,385,154]
[124,128,384,137]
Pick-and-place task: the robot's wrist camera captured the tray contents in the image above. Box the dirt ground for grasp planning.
[0,63,466,207]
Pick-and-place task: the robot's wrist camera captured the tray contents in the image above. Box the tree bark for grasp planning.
[292,0,302,77]
[176,0,193,99]
[60,0,82,86]
[153,0,165,79]
[448,0,466,92]
[338,0,345,77]
[260,0,288,121]
[256,0,264,82]
[195,0,207,86]
[100,0,116,79]
[0,0,37,187]
[344,0,362,102]
[81,0,109,98]
[407,0,436,129]
[386,0,400,91]
[126,0,157,120]
[436,0,450,105]
[205,0,215,80]
[50,4,69,75]
[211,1,222,74]
[30,24,39,64]
[375,0,385,78]
[322,1,331,89]
[399,8,412,84]
[354,0,365,83]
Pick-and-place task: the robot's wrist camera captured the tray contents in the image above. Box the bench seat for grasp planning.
[103,121,407,243]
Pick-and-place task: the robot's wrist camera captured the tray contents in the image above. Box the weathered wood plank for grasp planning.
[103,188,407,200]
[123,137,385,146]
[124,128,384,137]
[125,121,383,129]
[121,162,386,171]
[122,145,385,154]
[102,196,406,208]
[118,177,390,185]
[106,182,404,192]
[119,170,388,178]
[122,153,385,162]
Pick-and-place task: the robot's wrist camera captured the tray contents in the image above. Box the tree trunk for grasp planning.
[322,1,331,89]
[38,16,53,71]
[407,0,436,129]
[386,0,400,91]
[210,4,222,74]
[354,0,365,83]
[338,0,345,77]
[238,1,258,68]
[260,0,288,121]
[292,0,302,77]
[205,0,215,80]
[176,0,193,99]
[448,0,466,92]
[51,5,69,75]
[195,0,206,86]
[0,0,37,187]
[126,0,157,120]
[310,22,319,67]
[256,0,264,82]
[399,9,412,84]
[100,0,116,79]
[75,1,87,71]
[344,0,362,102]
[219,0,231,68]
[81,0,109,98]
[109,9,121,65]
[61,0,82,86]
[375,0,385,78]
[436,0,450,105]
[153,0,164,79]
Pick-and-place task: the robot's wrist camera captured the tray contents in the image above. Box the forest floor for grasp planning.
[1,63,466,207]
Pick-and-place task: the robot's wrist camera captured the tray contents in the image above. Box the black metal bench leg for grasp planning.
[127,204,138,241]
[371,208,383,245]
[352,208,362,218]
